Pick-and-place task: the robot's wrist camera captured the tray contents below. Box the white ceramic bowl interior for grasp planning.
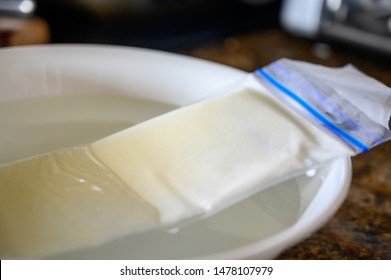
[0,45,351,259]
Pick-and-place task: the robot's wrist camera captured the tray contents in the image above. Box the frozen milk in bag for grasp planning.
[0,58,390,258]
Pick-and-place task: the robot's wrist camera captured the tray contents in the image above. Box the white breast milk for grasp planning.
[0,89,352,258]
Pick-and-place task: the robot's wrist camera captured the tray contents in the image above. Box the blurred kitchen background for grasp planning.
[1,0,391,58]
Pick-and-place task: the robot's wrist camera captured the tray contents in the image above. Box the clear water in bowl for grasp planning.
[0,94,322,259]
[0,95,176,165]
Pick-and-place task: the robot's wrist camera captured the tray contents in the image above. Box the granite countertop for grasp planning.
[179,29,391,259]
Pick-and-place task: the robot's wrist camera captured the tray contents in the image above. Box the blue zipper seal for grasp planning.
[256,68,369,153]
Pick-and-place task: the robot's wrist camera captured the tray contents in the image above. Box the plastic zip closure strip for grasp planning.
[255,59,391,154]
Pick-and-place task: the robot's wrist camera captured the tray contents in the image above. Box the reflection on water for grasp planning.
[55,166,328,260]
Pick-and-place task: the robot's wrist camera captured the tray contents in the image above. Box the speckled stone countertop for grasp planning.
[178,29,391,259]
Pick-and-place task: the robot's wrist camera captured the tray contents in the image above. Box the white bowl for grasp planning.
[0,45,351,259]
